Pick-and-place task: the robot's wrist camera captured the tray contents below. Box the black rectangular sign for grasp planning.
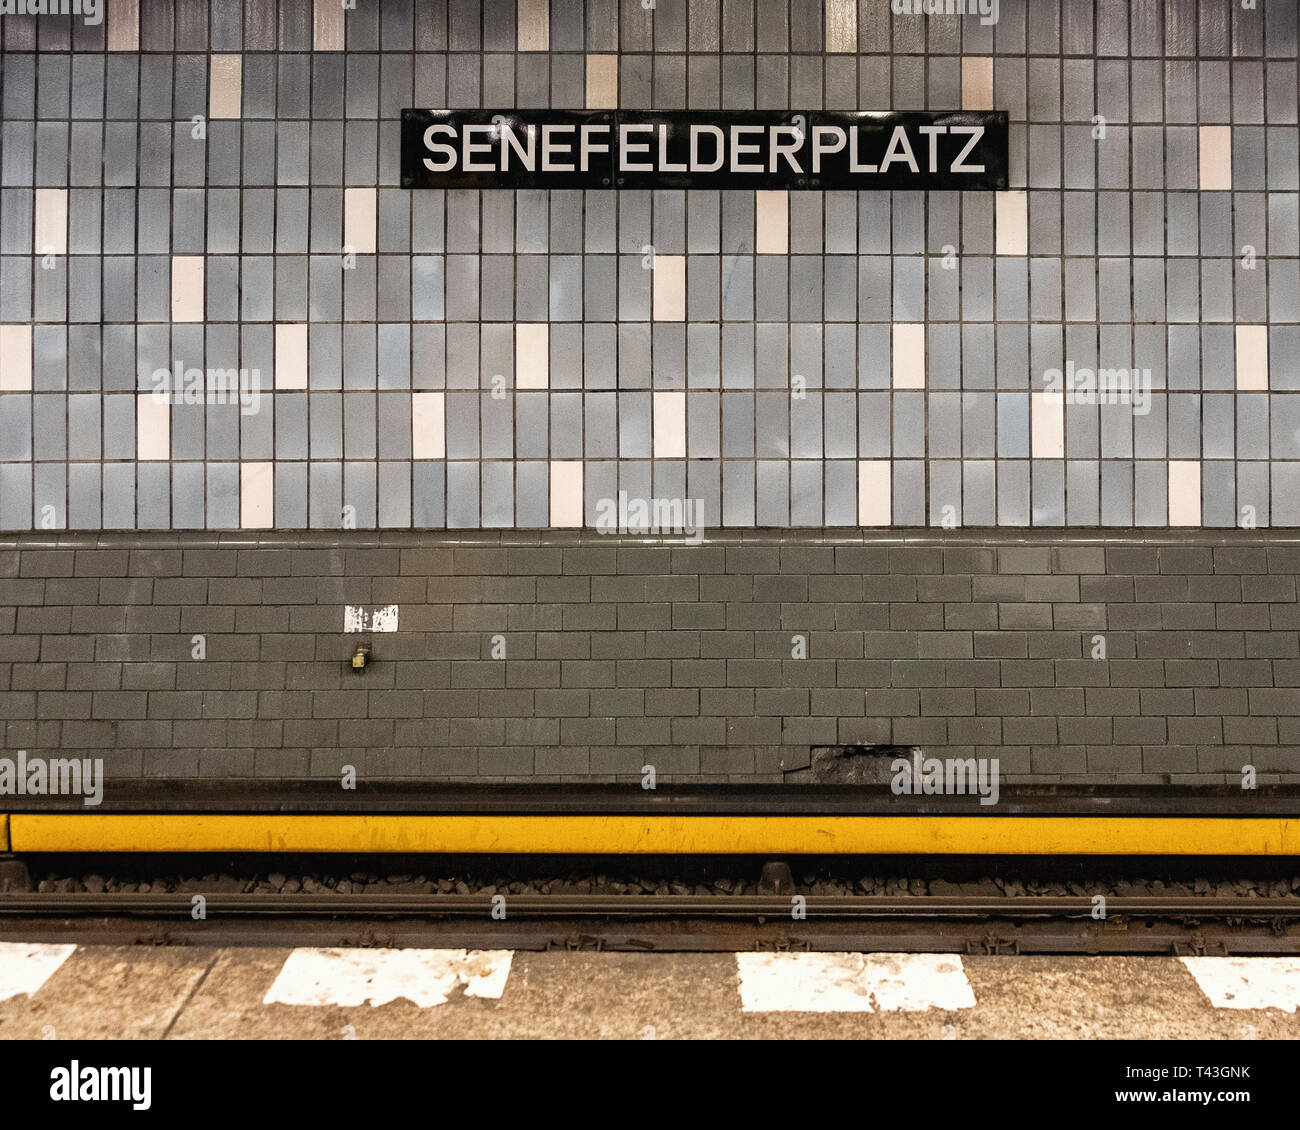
[401,109,1009,190]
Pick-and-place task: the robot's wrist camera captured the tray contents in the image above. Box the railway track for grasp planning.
[4,891,1300,954]
[6,785,1298,952]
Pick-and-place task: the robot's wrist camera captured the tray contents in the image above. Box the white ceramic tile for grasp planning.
[412,392,446,459]
[275,324,309,390]
[1235,325,1269,390]
[344,187,377,255]
[586,54,619,109]
[653,391,687,458]
[240,462,274,529]
[515,323,550,389]
[1168,460,1201,526]
[550,460,584,527]
[34,188,68,256]
[170,256,205,323]
[892,323,926,389]
[652,254,686,321]
[858,461,892,526]
[962,57,994,110]
[825,0,857,52]
[314,0,346,50]
[1031,391,1065,457]
[0,324,33,391]
[517,0,550,51]
[107,0,139,51]
[995,190,1027,256]
[755,190,789,255]
[1199,126,1232,191]
[209,55,243,120]
[136,394,170,461]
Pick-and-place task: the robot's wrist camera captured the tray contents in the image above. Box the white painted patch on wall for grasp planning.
[343,605,399,633]
[370,605,399,632]
[1181,957,1300,1011]
[0,941,77,1002]
[736,952,976,1013]
[263,948,513,1008]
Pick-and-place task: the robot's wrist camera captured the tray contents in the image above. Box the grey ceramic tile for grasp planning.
[2,17,1296,535]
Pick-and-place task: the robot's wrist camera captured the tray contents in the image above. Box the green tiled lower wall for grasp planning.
[1,529,1297,785]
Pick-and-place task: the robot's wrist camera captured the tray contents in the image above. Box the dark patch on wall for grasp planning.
[784,744,920,784]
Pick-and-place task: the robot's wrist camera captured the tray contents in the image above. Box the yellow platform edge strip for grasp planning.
[8,814,1300,855]
[1,813,8,852]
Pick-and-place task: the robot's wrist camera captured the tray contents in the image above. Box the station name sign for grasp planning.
[401,109,1008,191]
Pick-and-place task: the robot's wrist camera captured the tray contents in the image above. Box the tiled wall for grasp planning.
[3,529,1298,785]
[0,0,1297,530]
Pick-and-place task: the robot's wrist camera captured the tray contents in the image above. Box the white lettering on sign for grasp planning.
[461,123,496,171]
[580,124,611,170]
[501,123,536,170]
[812,125,846,172]
[619,123,655,171]
[770,124,804,173]
[541,123,575,171]
[405,110,1009,190]
[422,123,456,171]
[691,124,725,172]
[729,124,764,172]
[950,125,987,173]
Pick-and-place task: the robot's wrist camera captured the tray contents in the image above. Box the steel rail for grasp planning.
[5,893,1299,953]
[3,893,1300,918]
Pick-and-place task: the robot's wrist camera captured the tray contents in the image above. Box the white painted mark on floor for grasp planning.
[0,941,77,1002]
[1181,957,1300,1012]
[263,948,513,1008]
[736,952,976,1013]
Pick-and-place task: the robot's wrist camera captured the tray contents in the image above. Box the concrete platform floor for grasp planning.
[1,943,1298,1040]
